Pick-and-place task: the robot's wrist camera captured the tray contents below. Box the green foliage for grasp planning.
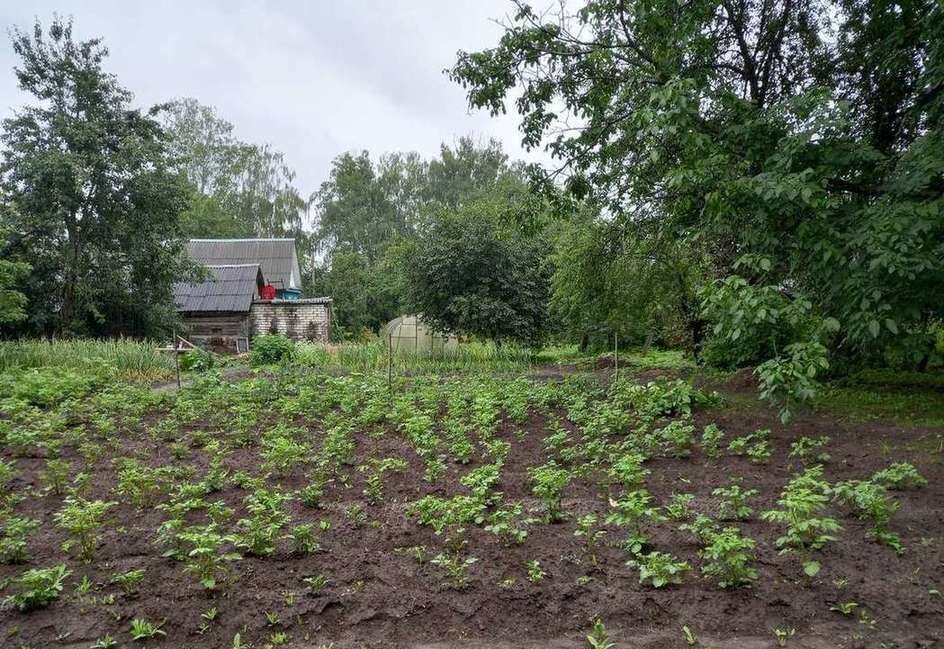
[0,516,40,563]
[3,564,71,611]
[250,335,297,366]
[398,200,551,346]
[129,619,166,641]
[871,462,927,490]
[1,17,194,337]
[712,481,758,521]
[699,528,758,588]
[789,436,831,466]
[54,496,116,562]
[431,552,477,590]
[586,619,616,649]
[761,467,841,554]
[180,348,214,372]
[178,523,239,590]
[110,568,145,595]
[450,0,944,405]
[628,551,691,588]
[233,488,291,557]
[528,461,572,522]
[0,258,29,325]
[832,480,903,553]
[701,424,724,459]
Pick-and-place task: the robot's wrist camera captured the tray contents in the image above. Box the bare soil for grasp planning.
[2,369,942,649]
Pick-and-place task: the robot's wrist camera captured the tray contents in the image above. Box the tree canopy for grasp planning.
[0,18,194,336]
[451,0,944,415]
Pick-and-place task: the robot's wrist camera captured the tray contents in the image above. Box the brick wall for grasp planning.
[250,299,331,342]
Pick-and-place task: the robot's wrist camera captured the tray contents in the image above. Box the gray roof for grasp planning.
[174,264,263,313]
[186,239,301,290]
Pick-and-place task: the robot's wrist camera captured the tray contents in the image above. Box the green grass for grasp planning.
[815,384,944,428]
[295,340,540,374]
[0,338,173,380]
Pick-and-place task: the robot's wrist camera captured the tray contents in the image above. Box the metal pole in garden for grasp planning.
[387,331,393,393]
[614,331,619,381]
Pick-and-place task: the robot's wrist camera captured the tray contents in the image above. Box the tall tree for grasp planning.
[0,18,193,336]
[161,98,306,239]
[451,0,944,414]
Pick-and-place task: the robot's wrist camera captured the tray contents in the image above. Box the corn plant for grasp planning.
[3,564,71,611]
[628,551,691,587]
[699,527,758,588]
[0,516,40,564]
[54,496,116,562]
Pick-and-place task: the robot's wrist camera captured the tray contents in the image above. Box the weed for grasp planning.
[303,574,328,594]
[129,619,165,641]
[772,626,795,646]
[90,634,118,649]
[586,619,615,649]
[110,568,145,595]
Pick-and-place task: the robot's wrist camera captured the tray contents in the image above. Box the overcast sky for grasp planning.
[0,1,554,194]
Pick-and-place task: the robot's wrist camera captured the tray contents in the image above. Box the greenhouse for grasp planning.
[384,315,458,353]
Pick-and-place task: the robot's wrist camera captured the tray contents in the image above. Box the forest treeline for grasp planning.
[1,2,942,418]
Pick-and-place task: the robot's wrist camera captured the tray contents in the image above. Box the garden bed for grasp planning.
[0,366,941,649]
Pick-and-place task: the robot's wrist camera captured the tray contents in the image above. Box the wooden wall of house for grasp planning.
[181,312,250,338]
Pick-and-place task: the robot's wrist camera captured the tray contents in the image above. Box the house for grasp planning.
[173,238,332,350]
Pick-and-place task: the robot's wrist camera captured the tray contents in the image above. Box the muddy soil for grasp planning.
[1,371,942,649]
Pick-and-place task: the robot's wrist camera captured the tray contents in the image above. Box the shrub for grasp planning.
[179,348,214,372]
[250,335,296,366]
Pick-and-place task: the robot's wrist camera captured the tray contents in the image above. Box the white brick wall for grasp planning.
[250,300,331,342]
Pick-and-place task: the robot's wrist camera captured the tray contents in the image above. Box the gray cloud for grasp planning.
[0,1,553,194]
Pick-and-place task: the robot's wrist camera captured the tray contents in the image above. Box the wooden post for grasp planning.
[174,330,181,388]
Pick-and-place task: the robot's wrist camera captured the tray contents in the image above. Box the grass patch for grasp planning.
[815,370,944,428]
[0,338,173,381]
[295,340,539,374]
